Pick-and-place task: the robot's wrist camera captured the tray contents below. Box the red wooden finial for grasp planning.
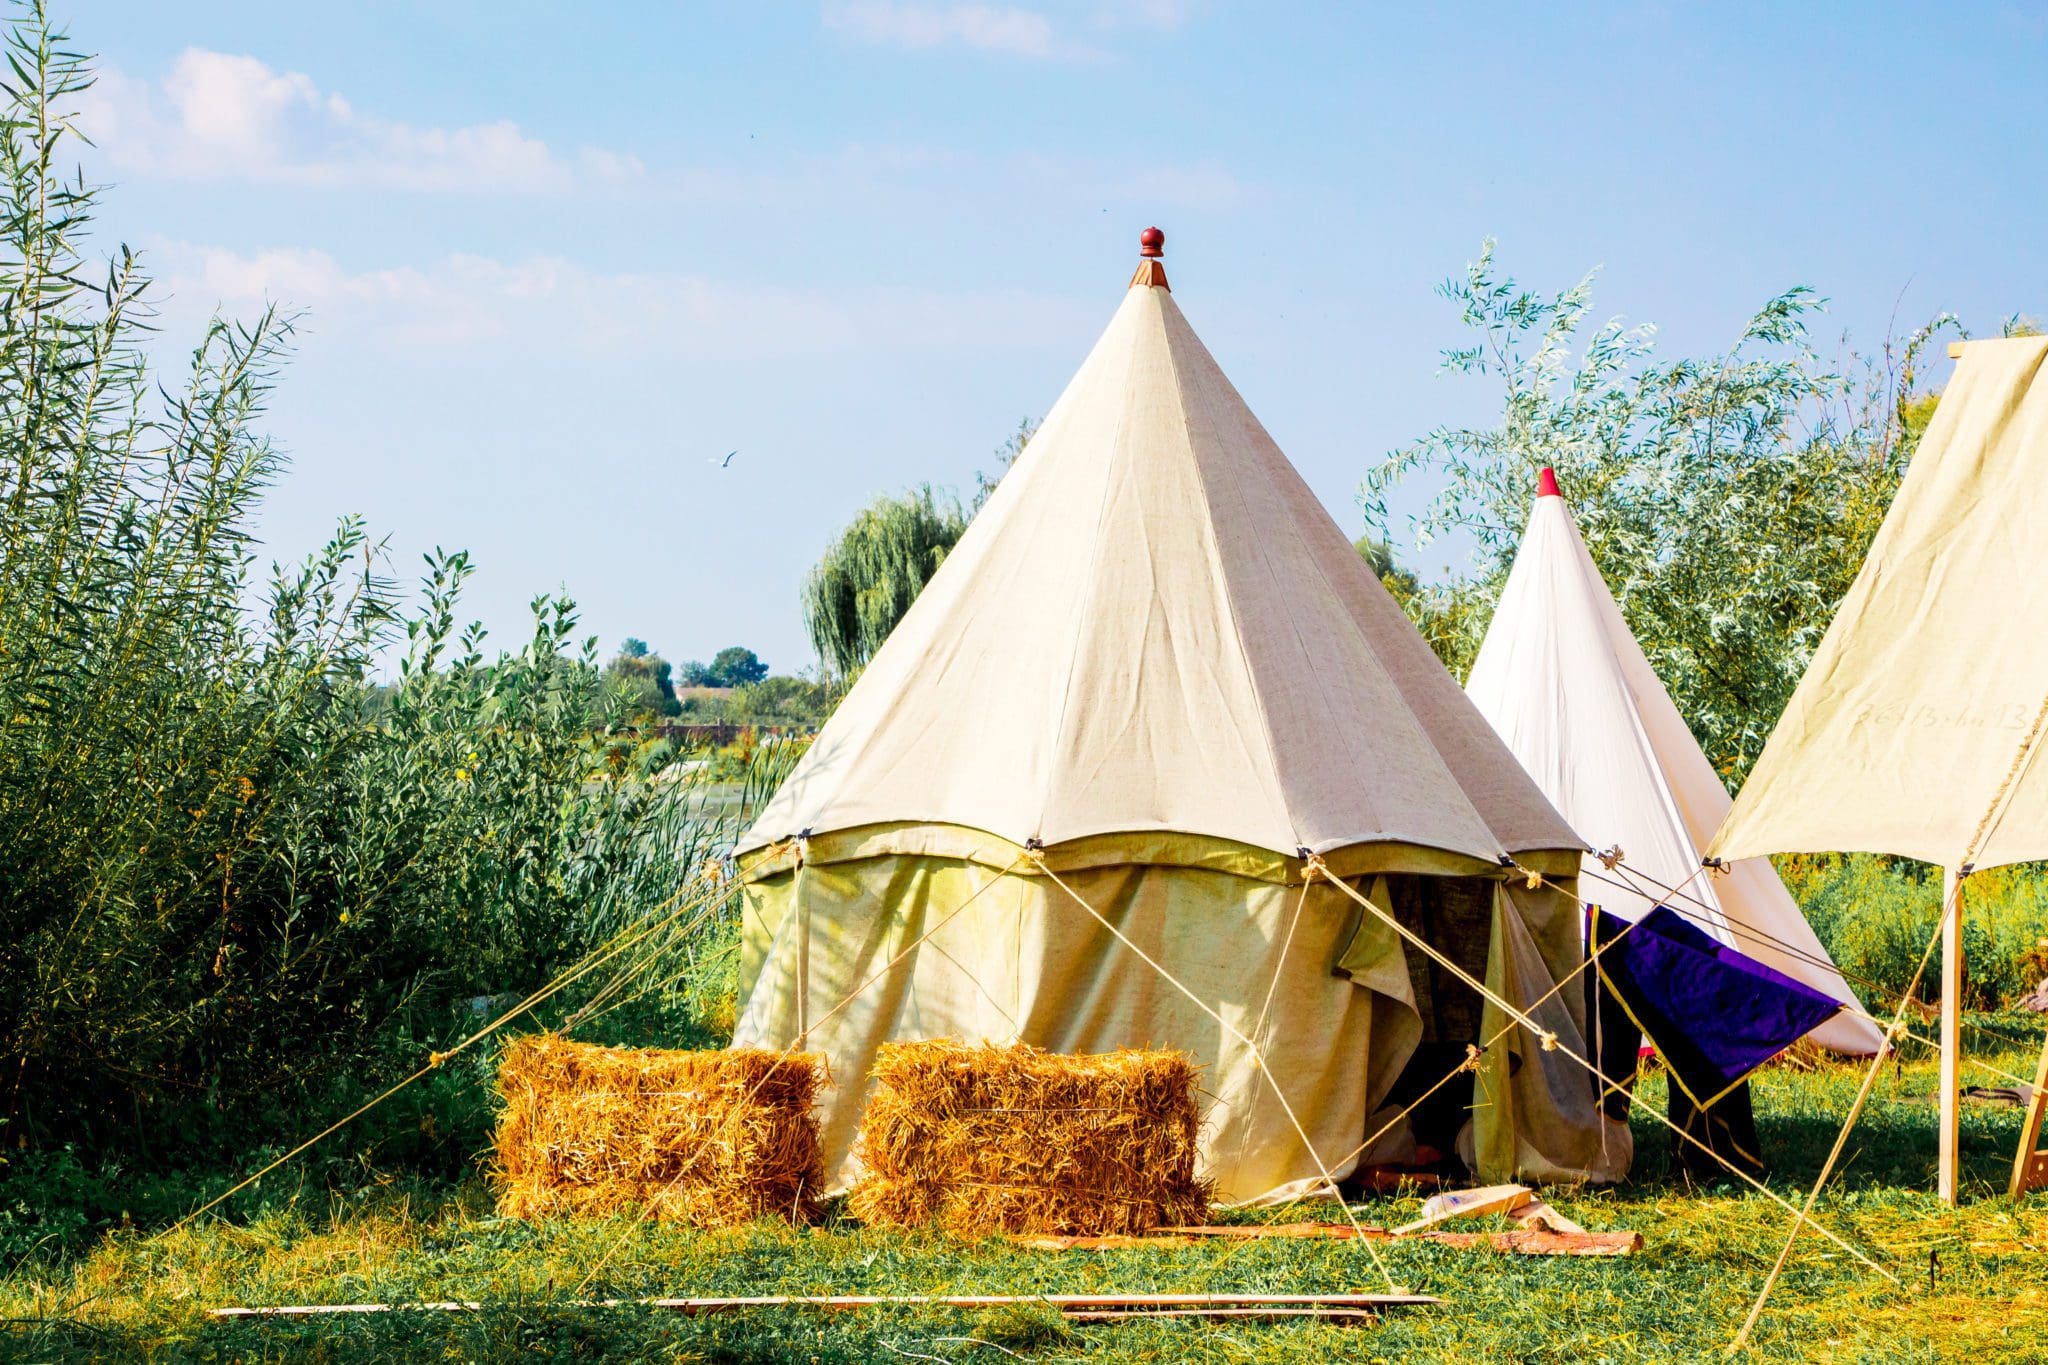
[1138,226,1165,258]
[1537,466,1562,499]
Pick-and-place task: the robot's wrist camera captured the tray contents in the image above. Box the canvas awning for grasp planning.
[1709,337,2048,872]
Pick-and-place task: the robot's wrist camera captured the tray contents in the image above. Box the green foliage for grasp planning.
[803,484,967,680]
[1783,854,2048,1011]
[727,674,837,725]
[0,3,770,1196]
[1365,240,1957,781]
[709,645,768,686]
[8,1033,2048,1360]
[603,638,678,717]
[676,644,769,689]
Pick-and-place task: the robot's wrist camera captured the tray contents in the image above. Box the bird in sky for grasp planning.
[708,450,737,468]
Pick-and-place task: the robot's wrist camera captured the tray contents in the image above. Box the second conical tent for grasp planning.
[1464,471,1882,1055]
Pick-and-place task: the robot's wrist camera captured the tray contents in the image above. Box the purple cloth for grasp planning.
[1591,906,1842,1108]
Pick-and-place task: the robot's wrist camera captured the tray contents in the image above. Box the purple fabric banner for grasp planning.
[1591,906,1843,1108]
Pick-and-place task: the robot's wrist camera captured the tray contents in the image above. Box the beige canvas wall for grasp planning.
[733,831,1628,1204]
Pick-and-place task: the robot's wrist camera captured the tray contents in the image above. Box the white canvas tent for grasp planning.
[1465,471,1882,1056]
[1711,335,2048,1201]
[731,235,1630,1203]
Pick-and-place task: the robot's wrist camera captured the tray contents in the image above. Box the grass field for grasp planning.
[6,1020,2048,1362]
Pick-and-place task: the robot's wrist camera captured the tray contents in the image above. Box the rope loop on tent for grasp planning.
[1595,845,1624,871]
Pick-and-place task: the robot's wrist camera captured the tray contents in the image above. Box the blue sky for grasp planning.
[75,2,2046,674]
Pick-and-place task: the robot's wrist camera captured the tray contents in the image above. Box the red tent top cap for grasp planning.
[1537,466,1562,499]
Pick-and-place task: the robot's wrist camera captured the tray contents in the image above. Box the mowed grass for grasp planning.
[6,1021,2048,1362]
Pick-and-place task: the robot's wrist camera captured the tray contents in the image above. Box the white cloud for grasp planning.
[79,49,639,193]
[823,2,1096,60]
[152,242,1096,355]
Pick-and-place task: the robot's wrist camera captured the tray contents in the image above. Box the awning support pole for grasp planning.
[1939,867,1963,1205]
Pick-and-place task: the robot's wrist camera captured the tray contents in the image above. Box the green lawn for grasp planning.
[6,1022,2048,1363]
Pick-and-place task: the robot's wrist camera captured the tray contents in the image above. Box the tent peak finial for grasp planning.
[1129,225,1169,290]
[1537,466,1562,500]
[1138,227,1171,290]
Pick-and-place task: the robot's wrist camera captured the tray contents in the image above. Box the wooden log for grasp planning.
[1064,1307,1380,1324]
[1053,1223,1638,1256]
[1156,1222,1371,1240]
[1421,1229,1642,1257]
[1008,1233,1199,1251]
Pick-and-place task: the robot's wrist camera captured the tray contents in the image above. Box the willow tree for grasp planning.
[1363,240,1955,784]
[803,485,967,680]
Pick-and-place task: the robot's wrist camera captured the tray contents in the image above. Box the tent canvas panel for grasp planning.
[1467,483,1882,1054]
[738,283,1582,866]
[1711,336,2048,872]
[734,835,1628,1204]
[729,242,1620,1197]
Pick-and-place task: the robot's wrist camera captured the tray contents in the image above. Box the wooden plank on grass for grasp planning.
[212,1291,1442,1319]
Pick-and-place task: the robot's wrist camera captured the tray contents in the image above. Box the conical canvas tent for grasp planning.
[732,234,1627,1204]
[1710,335,2048,1201]
[1465,472,1882,1056]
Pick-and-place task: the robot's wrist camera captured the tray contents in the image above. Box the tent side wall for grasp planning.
[733,827,1626,1203]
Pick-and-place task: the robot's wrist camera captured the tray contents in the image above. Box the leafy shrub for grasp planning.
[1782,854,2048,1010]
[0,6,773,1207]
[1366,240,1954,782]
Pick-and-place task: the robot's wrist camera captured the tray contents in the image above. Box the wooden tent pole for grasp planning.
[1939,867,1964,1205]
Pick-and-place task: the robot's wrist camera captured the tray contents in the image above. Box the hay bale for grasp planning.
[848,1040,1209,1236]
[493,1034,823,1227]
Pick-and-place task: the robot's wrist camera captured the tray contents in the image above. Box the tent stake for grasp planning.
[1939,867,1963,1205]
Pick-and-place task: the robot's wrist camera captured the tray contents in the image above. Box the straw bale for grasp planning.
[493,1034,823,1227]
[848,1040,1209,1236]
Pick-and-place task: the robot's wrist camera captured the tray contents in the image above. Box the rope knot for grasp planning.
[1521,866,1544,890]
[1538,1032,1559,1052]
[1596,845,1624,870]
[1462,1043,1483,1072]
[428,1050,450,1068]
[1301,852,1329,882]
